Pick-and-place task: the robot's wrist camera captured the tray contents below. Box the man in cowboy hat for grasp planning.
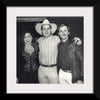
[35,19,82,83]
[35,19,60,83]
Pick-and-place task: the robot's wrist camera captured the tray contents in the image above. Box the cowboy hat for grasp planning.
[35,19,57,35]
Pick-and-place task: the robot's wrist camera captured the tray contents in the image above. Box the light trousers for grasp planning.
[38,65,59,84]
[59,69,72,84]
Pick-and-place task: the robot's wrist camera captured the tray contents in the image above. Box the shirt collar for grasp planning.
[61,38,70,44]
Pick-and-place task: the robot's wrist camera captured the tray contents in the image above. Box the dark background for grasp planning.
[17,17,83,50]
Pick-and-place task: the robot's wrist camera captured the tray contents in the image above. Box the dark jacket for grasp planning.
[17,42,39,82]
[57,39,83,83]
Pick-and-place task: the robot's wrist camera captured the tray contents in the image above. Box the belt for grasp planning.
[40,64,57,67]
[62,69,71,73]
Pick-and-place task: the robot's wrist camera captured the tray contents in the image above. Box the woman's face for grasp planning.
[24,33,32,45]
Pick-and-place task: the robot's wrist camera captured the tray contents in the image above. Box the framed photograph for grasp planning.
[7,7,92,93]
[1,0,99,97]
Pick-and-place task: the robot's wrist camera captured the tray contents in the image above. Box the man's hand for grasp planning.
[77,80,83,84]
[74,37,82,45]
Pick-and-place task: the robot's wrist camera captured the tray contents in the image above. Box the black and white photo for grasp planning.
[17,17,84,84]
[7,7,93,93]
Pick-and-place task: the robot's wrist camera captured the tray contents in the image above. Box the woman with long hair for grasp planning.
[17,32,39,83]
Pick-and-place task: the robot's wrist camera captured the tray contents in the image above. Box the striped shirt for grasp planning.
[37,35,60,65]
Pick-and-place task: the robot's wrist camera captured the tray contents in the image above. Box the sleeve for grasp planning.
[75,45,84,81]
[34,42,39,56]
[33,42,40,67]
[57,43,60,73]
[36,37,41,44]
[32,42,39,60]
[56,36,61,44]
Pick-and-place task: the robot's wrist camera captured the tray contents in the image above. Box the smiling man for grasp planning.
[58,24,83,84]
[35,19,60,83]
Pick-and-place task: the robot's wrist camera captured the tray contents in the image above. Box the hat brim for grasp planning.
[35,23,57,35]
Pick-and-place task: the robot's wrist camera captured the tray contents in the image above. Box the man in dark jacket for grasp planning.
[57,24,83,84]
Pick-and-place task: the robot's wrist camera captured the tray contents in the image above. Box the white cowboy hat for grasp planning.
[35,19,57,35]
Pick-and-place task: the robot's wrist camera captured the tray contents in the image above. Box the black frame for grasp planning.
[0,0,99,98]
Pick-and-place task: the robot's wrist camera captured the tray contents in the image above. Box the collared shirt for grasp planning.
[37,35,60,65]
